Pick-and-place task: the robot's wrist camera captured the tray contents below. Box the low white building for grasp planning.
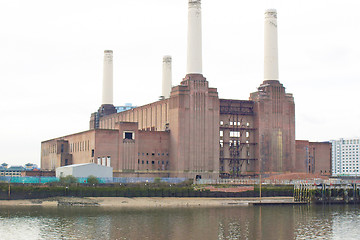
[331,138,360,176]
[56,163,113,178]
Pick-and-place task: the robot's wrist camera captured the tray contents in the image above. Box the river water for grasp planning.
[1,204,360,240]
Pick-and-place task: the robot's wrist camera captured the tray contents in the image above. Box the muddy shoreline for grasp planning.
[0,197,295,207]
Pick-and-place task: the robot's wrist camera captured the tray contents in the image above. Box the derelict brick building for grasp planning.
[41,1,330,179]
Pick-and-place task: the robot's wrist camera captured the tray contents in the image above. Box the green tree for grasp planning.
[87,175,99,185]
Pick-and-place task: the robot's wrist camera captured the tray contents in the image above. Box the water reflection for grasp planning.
[1,204,360,239]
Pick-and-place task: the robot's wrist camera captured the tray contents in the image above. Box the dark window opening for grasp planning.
[61,144,64,153]
[146,161,149,164]
[152,153,155,156]
[91,149,94,157]
[152,161,155,164]
[124,132,133,139]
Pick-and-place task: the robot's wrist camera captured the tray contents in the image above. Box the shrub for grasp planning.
[154,177,161,183]
[87,175,99,185]
[59,175,77,185]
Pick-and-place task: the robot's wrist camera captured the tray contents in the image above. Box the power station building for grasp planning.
[41,1,331,179]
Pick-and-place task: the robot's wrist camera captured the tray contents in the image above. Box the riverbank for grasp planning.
[0,183,294,200]
[0,196,295,207]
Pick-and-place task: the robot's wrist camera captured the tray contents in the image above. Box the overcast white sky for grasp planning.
[1,0,359,167]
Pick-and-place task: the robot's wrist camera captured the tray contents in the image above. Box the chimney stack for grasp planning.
[162,55,172,99]
[102,50,113,105]
[186,0,202,74]
[264,9,279,81]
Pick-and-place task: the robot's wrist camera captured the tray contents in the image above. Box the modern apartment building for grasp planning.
[331,138,360,176]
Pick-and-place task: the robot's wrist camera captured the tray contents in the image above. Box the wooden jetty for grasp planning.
[294,182,360,204]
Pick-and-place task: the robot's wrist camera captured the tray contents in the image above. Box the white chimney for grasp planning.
[162,55,172,99]
[102,50,113,105]
[264,9,279,81]
[186,0,202,74]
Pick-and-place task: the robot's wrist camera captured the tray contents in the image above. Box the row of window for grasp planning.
[43,144,57,156]
[219,140,250,147]
[220,121,251,127]
[97,156,111,167]
[342,139,360,144]
[138,152,169,156]
[336,150,359,153]
[219,131,251,138]
[138,160,169,165]
[70,141,90,153]
[0,171,22,176]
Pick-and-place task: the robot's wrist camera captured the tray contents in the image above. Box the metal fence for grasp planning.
[194,178,360,186]
[3,176,359,186]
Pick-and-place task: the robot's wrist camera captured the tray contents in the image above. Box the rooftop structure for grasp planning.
[115,103,137,113]
[56,163,113,178]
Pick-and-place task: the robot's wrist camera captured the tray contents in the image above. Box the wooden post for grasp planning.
[8,184,11,200]
[259,173,262,202]
[293,184,297,201]
[353,183,356,204]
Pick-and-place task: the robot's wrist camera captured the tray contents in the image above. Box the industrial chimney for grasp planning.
[102,50,113,105]
[187,0,202,74]
[264,9,279,81]
[95,50,117,121]
[162,55,172,99]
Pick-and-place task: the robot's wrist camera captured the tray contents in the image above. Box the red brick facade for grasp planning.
[250,80,296,173]
[41,76,329,179]
[296,140,331,175]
